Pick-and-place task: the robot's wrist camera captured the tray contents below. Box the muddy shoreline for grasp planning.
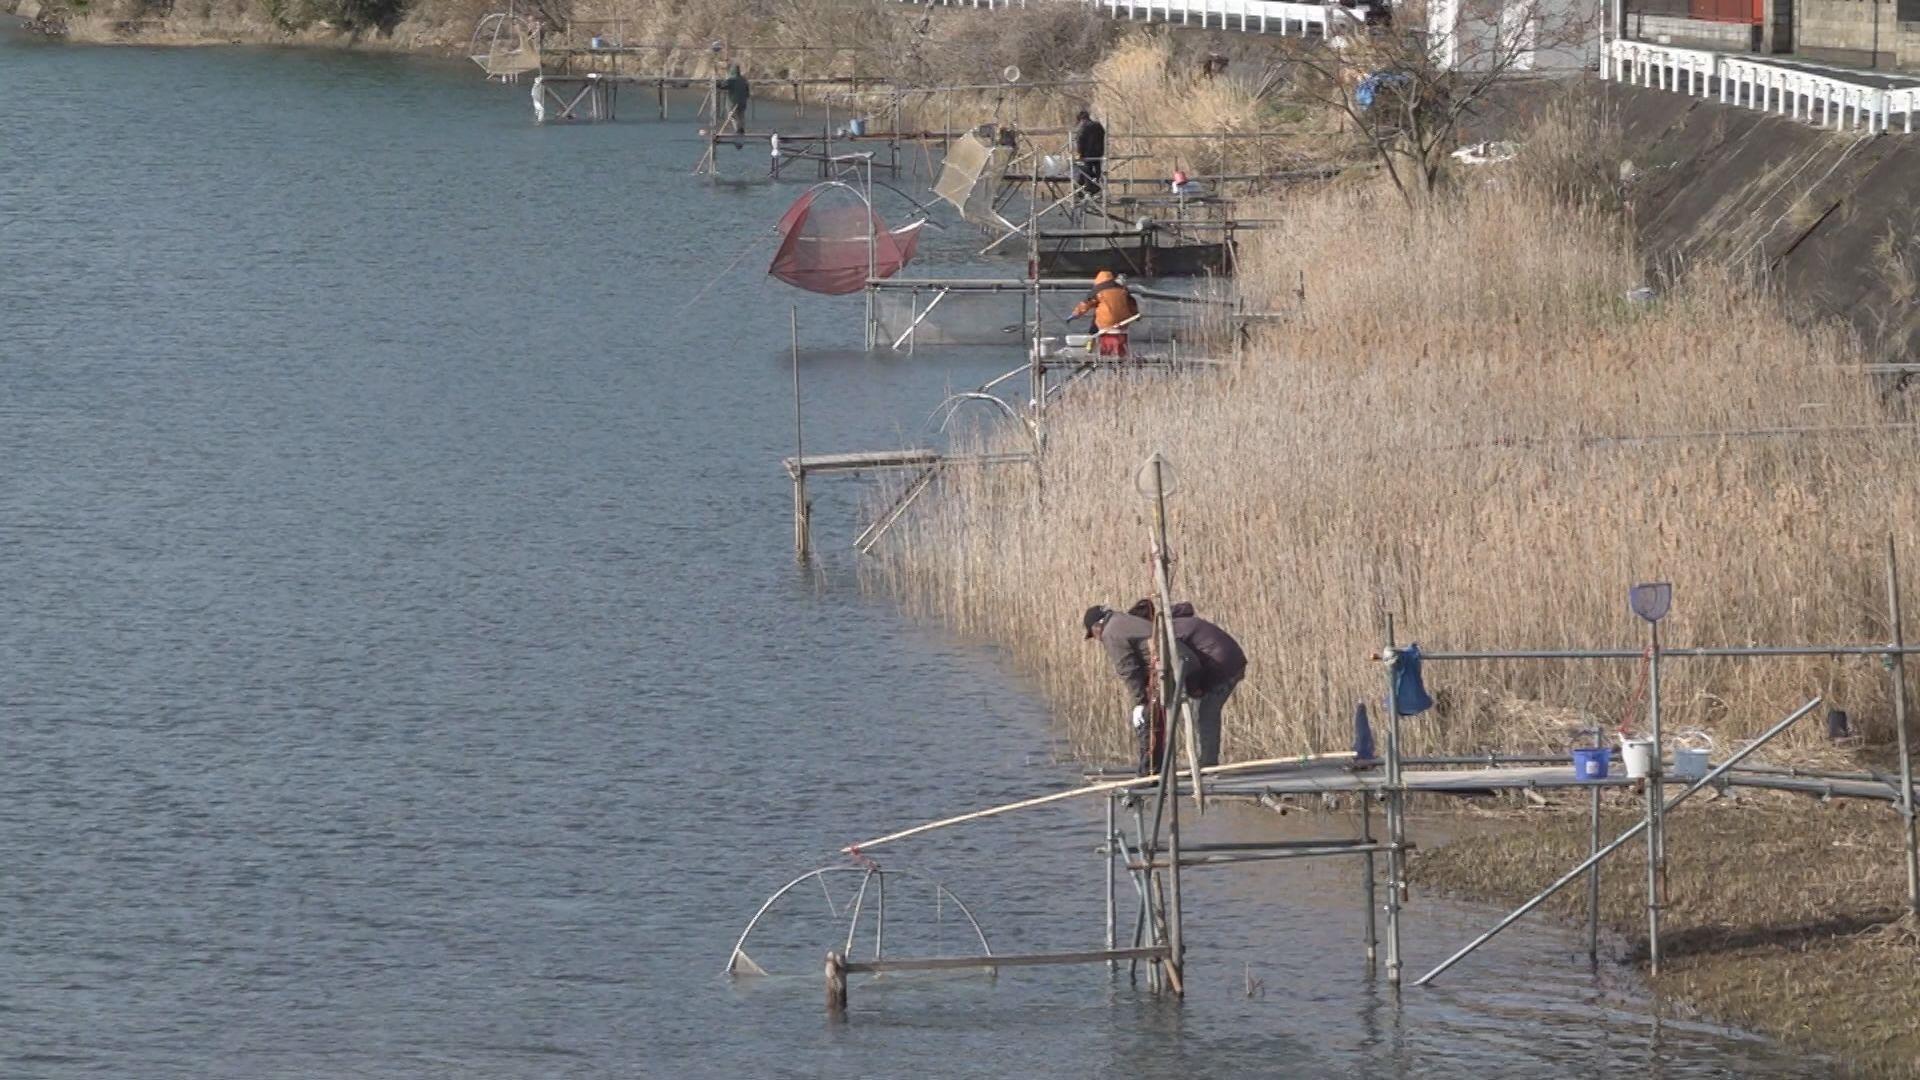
[1411,794,1919,1076]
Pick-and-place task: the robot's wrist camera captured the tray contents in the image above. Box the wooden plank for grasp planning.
[844,946,1166,974]
[783,450,1032,479]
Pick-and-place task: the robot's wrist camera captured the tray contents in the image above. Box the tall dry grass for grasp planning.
[1090,35,1342,179]
[870,101,1920,767]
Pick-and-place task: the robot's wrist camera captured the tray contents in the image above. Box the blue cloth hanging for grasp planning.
[1351,702,1376,761]
[1391,643,1434,716]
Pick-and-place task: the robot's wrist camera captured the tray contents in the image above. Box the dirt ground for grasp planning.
[1411,791,1920,1077]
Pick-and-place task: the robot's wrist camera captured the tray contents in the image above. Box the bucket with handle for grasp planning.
[1571,746,1611,781]
[1619,734,1655,779]
[1672,731,1713,781]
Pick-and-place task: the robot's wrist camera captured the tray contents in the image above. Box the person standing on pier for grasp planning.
[716,63,751,135]
[1072,108,1106,199]
[1083,600,1247,772]
[1070,270,1139,358]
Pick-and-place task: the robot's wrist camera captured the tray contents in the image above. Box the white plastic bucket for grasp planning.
[1619,735,1655,779]
[1672,733,1714,781]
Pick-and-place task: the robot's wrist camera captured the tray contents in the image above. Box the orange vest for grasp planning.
[1073,282,1139,330]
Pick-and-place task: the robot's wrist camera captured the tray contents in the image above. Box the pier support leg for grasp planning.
[793,474,812,561]
[1646,622,1665,977]
[1886,537,1919,915]
[1105,793,1118,971]
[1587,783,1601,960]
[1362,791,1378,968]
[825,950,847,1015]
[1382,621,1406,988]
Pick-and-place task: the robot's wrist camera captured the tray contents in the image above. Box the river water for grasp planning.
[0,30,1824,1078]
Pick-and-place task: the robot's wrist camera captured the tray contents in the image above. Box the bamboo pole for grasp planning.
[840,752,1356,854]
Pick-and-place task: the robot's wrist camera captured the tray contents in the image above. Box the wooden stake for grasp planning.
[825,950,847,1014]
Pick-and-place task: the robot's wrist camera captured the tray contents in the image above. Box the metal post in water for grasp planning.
[1362,790,1378,968]
[1646,616,1664,976]
[1888,536,1919,914]
[863,156,877,352]
[790,307,810,562]
[1587,782,1602,961]
[1106,792,1118,971]
[1383,615,1404,988]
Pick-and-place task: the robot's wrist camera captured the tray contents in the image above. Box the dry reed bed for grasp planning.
[871,108,1920,768]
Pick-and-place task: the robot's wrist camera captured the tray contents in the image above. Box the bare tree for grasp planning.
[1284,0,1599,205]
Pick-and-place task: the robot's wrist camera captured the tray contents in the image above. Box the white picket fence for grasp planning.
[1604,39,1920,133]
[894,0,1355,36]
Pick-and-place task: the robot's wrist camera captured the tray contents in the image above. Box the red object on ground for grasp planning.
[1098,333,1129,358]
[769,188,924,296]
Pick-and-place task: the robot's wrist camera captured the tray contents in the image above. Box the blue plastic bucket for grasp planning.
[1571,747,1611,781]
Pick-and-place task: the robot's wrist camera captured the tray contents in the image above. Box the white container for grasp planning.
[1672,733,1714,781]
[1619,735,1656,779]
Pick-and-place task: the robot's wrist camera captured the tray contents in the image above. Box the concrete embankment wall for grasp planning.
[1602,81,1920,362]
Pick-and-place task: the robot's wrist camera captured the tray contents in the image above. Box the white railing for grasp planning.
[1603,39,1919,133]
[894,0,1349,35]
[1091,0,1350,35]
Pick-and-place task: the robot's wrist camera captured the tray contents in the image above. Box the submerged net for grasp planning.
[872,286,1193,348]
[769,187,924,296]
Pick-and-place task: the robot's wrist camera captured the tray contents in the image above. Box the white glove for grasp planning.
[1131,705,1148,731]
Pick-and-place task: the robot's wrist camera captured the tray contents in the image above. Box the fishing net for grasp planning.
[933,132,1011,226]
[468,13,540,79]
[769,186,924,296]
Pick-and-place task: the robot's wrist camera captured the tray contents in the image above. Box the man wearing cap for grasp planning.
[1070,270,1138,358]
[1084,601,1247,772]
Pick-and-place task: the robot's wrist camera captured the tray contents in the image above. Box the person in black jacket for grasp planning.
[1083,600,1247,770]
[1071,109,1106,199]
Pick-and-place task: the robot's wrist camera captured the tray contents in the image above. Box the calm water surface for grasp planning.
[1,30,1824,1078]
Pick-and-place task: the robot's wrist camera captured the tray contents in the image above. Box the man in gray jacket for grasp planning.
[1083,600,1247,772]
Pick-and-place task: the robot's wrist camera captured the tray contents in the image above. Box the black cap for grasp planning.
[1076,109,1091,120]
[1083,605,1110,639]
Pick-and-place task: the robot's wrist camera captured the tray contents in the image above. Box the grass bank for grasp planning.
[873,97,1919,769]
[869,94,1920,1072]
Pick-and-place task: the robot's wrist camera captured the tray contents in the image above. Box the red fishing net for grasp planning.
[769,187,923,296]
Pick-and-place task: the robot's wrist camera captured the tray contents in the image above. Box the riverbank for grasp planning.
[870,86,1920,1075]
[19,6,1918,1069]
[1413,795,1920,1076]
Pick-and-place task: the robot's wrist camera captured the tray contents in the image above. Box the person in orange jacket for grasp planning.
[1070,270,1139,358]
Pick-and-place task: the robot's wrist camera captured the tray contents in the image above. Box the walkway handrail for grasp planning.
[1604,38,1917,133]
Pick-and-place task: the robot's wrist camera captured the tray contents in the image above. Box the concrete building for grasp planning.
[1624,0,1920,70]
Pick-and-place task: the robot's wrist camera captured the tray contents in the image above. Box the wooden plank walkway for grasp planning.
[1192,761,1906,803]
[782,449,1031,479]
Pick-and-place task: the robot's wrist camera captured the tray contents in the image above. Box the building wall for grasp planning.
[1898,19,1920,64]
[1793,0,1900,65]
[1626,12,1764,46]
